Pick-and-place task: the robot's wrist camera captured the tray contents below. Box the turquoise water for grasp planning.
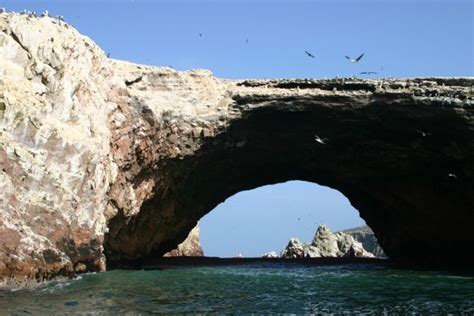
[1,263,473,314]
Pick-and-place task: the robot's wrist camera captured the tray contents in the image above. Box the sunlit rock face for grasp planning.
[0,13,124,286]
[163,226,203,257]
[0,13,473,286]
[340,225,387,258]
[281,225,375,258]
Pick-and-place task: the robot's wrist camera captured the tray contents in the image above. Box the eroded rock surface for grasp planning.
[163,226,203,257]
[281,225,375,258]
[340,225,387,258]
[0,13,121,287]
[0,13,473,286]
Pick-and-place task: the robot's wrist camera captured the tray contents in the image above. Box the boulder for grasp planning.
[311,225,341,257]
[339,226,387,258]
[281,238,305,258]
[344,241,375,258]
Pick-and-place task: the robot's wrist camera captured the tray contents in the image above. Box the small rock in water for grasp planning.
[261,251,279,258]
[64,301,79,307]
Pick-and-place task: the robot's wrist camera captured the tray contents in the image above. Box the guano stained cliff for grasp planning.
[0,13,473,287]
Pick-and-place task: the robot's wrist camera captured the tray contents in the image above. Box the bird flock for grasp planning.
[0,8,64,23]
[0,7,458,181]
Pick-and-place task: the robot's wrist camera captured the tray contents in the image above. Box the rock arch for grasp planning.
[104,68,474,267]
[1,14,472,286]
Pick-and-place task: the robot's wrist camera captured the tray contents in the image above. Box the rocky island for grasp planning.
[280,225,376,259]
[0,12,473,288]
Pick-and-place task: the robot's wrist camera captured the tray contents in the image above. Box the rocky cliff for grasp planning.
[1,13,473,287]
[340,225,387,258]
[163,226,204,257]
[281,225,375,258]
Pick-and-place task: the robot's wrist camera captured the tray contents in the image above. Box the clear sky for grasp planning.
[2,0,472,256]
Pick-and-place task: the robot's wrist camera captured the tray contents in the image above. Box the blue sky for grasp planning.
[2,0,472,256]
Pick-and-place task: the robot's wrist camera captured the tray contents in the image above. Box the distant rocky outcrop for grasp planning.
[339,226,387,258]
[261,251,279,258]
[163,226,204,257]
[281,225,375,258]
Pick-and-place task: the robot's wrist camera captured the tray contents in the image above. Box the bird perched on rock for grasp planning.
[41,10,49,17]
[314,134,328,144]
[0,8,6,13]
[305,50,316,58]
[345,53,364,63]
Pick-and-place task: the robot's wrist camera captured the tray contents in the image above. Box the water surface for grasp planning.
[1,263,473,314]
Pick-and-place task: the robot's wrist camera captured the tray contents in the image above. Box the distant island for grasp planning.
[263,224,385,259]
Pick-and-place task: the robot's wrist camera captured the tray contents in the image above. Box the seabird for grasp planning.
[41,10,49,17]
[0,8,6,13]
[245,38,248,44]
[314,134,328,144]
[448,173,457,179]
[360,71,378,75]
[107,52,110,58]
[417,129,431,137]
[305,50,315,58]
[345,53,364,63]
[199,33,202,37]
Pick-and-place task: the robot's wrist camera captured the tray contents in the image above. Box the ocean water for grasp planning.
[1,263,473,314]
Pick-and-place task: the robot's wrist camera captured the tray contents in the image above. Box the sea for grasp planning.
[1,262,473,314]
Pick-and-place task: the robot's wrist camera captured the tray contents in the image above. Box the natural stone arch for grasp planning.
[104,72,474,267]
[1,14,472,286]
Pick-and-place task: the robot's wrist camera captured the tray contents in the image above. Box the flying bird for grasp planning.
[245,38,249,44]
[448,173,458,179]
[305,50,315,58]
[360,71,378,75]
[199,33,202,38]
[314,134,328,144]
[417,130,431,137]
[345,53,364,63]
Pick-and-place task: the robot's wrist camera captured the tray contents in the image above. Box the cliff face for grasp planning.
[340,226,387,258]
[281,225,375,259]
[0,13,473,286]
[0,13,124,286]
[163,226,203,257]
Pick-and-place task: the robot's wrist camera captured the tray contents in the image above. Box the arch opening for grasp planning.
[199,180,375,258]
[104,86,473,267]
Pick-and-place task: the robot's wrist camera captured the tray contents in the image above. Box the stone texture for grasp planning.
[163,226,203,257]
[312,225,341,257]
[281,238,305,258]
[0,13,121,287]
[0,13,473,286]
[343,241,375,258]
[281,225,375,259]
[340,225,387,258]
